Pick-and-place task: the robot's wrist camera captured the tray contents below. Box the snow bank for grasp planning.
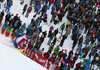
[0,42,47,70]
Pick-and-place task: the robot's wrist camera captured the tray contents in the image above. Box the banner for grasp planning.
[34,52,47,66]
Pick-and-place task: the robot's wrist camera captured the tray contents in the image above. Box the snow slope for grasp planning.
[0,42,47,70]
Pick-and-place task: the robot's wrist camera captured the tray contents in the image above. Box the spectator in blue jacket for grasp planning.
[84,64,90,70]
[5,0,13,13]
[21,23,26,32]
[63,63,69,70]
[51,4,56,14]
[26,23,33,31]
[2,21,8,30]
[35,4,41,14]
[1,21,8,34]
[85,59,91,65]
[16,28,23,37]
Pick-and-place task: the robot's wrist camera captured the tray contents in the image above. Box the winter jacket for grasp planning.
[14,15,18,23]
[63,65,68,70]
[21,24,26,32]
[5,14,11,22]
[45,6,48,12]
[27,6,32,13]
[66,21,71,25]
[0,11,4,20]
[63,58,68,63]
[58,13,63,21]
[2,24,8,30]
[49,32,55,39]
[26,29,33,35]
[54,47,59,57]
[78,44,82,48]
[78,48,82,55]
[82,47,88,53]
[36,4,41,10]
[23,4,28,11]
[84,65,90,70]
[60,24,65,30]
[82,61,86,67]
[65,26,71,35]
[76,63,81,69]
[52,6,56,11]
[16,22,21,29]
[73,29,78,35]
[14,20,18,27]
[49,26,53,31]
[86,59,91,65]
[6,26,13,33]
[27,24,33,31]
[91,29,96,37]
[16,29,23,37]
[67,60,73,67]
[57,1,61,5]
[7,0,13,7]
[48,56,54,63]
[49,0,53,4]
[48,46,54,53]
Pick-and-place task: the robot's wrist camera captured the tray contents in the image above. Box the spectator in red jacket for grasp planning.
[25,6,32,18]
[49,0,53,4]
[43,51,50,59]
[66,59,73,68]
[75,62,82,69]
[91,28,96,37]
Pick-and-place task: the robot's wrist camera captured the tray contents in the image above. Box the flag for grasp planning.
[34,52,47,66]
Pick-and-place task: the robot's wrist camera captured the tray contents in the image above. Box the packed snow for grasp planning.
[0,42,47,70]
